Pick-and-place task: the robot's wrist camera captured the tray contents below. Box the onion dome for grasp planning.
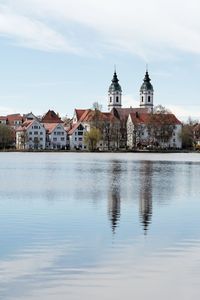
[109,72,122,93]
[140,71,154,92]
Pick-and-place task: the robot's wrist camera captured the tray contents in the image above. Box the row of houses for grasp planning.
[0,70,186,150]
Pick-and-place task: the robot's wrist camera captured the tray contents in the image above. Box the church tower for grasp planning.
[140,70,154,111]
[108,71,122,111]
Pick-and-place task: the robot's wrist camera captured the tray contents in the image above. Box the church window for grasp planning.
[142,96,144,102]
[148,96,151,102]
[116,96,119,103]
[110,97,112,103]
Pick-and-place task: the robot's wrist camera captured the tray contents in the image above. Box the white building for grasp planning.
[127,112,182,149]
[16,119,46,150]
[44,123,67,150]
[68,122,87,150]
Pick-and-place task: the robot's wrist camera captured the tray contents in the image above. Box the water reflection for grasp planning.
[139,161,153,234]
[108,161,121,233]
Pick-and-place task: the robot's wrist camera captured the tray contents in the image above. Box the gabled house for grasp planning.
[16,119,46,150]
[44,123,67,150]
[127,111,182,149]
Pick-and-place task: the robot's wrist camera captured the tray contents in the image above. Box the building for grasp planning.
[107,69,182,149]
[16,119,46,150]
[127,111,182,149]
[44,123,67,150]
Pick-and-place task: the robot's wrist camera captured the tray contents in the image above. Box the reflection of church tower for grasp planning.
[139,161,153,234]
[108,161,121,233]
[108,71,122,111]
[140,70,154,112]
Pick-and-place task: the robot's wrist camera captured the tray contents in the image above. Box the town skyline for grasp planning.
[0,1,200,121]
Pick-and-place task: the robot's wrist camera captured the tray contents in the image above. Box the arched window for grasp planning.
[116,96,119,103]
[110,97,112,103]
[141,96,144,102]
[148,96,151,102]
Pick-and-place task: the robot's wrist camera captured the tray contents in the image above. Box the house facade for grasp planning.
[16,120,46,150]
[127,112,182,149]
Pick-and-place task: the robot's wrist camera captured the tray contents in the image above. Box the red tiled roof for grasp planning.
[7,114,23,122]
[42,110,63,123]
[0,116,7,120]
[43,123,65,134]
[75,109,87,121]
[112,107,149,122]
[129,112,182,125]
[16,120,34,131]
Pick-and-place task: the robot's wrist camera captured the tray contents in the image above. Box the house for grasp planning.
[127,111,182,149]
[0,116,7,125]
[44,123,67,149]
[16,119,46,150]
[69,108,120,150]
[42,110,63,123]
[7,114,23,129]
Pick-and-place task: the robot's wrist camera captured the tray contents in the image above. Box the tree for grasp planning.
[147,111,174,148]
[84,127,102,151]
[153,105,171,114]
[181,118,197,149]
[0,125,13,149]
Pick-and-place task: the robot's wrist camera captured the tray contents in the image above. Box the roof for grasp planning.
[112,107,149,122]
[43,123,65,134]
[42,110,63,123]
[75,109,87,121]
[0,116,7,120]
[7,114,23,122]
[140,71,154,92]
[16,120,34,132]
[109,72,122,93]
[129,112,182,126]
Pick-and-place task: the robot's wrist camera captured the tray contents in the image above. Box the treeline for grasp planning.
[0,125,14,149]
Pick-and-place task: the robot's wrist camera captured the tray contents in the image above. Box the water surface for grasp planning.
[0,153,200,300]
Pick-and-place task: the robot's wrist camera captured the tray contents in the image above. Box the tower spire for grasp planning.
[139,69,154,112]
[108,69,122,111]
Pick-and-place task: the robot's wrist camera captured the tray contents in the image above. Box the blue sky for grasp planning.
[0,0,200,120]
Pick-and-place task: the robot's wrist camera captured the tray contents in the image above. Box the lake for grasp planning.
[0,152,200,300]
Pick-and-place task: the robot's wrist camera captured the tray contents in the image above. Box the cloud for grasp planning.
[1,0,200,59]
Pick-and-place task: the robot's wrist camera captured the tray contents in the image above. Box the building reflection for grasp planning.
[139,161,153,234]
[108,161,121,234]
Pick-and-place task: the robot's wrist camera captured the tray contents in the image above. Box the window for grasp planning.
[54,132,56,135]
[78,131,83,135]
[29,137,32,141]
[29,132,32,135]
[75,137,77,141]
[116,96,119,103]
[40,138,43,141]
[141,96,144,102]
[79,137,82,141]
[57,132,61,135]
[61,137,65,141]
[173,138,176,142]
[148,96,151,102]
[110,97,112,103]
[53,137,57,141]
[75,132,77,135]
[40,132,43,135]
[34,131,38,135]
[34,126,38,129]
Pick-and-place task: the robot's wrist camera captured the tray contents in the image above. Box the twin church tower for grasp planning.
[108,70,154,111]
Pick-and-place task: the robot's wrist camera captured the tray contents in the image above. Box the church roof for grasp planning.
[109,72,122,93]
[112,107,149,122]
[42,110,63,123]
[129,112,182,125]
[140,71,154,92]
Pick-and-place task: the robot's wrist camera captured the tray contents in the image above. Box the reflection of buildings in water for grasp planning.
[108,161,121,234]
[139,161,153,234]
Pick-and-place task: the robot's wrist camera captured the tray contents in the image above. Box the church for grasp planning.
[107,70,182,149]
[69,70,182,150]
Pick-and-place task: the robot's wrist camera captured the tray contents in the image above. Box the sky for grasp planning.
[0,0,200,121]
